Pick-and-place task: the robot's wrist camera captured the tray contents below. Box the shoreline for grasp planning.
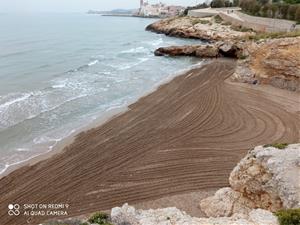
[0,61,204,179]
[1,58,299,225]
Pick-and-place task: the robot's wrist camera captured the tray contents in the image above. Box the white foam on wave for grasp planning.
[121,46,148,54]
[0,93,31,111]
[0,136,62,176]
[110,57,150,70]
[143,37,163,47]
[52,83,66,89]
[0,87,89,130]
[16,148,30,152]
[88,59,99,66]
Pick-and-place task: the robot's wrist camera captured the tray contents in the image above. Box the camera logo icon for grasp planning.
[8,204,20,216]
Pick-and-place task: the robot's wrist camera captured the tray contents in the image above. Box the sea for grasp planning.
[0,13,201,175]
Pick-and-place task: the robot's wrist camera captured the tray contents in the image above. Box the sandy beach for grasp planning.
[1,59,299,225]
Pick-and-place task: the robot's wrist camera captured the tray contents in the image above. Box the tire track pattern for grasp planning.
[0,59,299,225]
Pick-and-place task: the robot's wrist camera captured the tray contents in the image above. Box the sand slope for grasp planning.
[1,59,299,225]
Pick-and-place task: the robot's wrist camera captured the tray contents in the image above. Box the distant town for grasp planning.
[88,0,185,18]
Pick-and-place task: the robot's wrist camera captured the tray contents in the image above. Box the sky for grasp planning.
[0,0,203,13]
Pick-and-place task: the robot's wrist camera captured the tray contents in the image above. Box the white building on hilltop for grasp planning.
[139,0,184,17]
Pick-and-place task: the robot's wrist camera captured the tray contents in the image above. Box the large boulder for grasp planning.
[200,144,300,217]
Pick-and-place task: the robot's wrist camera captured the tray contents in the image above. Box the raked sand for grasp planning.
[1,59,299,225]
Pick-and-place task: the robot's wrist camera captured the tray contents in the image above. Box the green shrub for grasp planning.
[263,143,289,149]
[200,20,210,24]
[214,15,223,23]
[211,0,225,8]
[88,212,113,225]
[191,19,210,25]
[183,3,209,16]
[238,55,248,59]
[275,208,300,225]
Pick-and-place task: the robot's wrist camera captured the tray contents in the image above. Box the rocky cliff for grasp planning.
[232,37,300,91]
[146,16,252,41]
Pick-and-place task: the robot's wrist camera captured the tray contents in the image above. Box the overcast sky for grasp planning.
[0,0,204,13]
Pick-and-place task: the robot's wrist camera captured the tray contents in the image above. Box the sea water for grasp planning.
[0,13,200,174]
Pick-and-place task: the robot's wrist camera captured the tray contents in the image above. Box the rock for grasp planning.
[248,209,279,225]
[230,143,300,210]
[111,203,140,225]
[199,187,254,217]
[154,45,219,58]
[232,37,300,91]
[218,42,243,58]
[200,144,300,217]
[111,204,279,225]
[154,42,243,58]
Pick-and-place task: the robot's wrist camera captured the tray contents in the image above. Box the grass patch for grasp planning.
[88,212,113,225]
[243,30,300,41]
[263,143,289,149]
[191,19,210,25]
[275,208,300,225]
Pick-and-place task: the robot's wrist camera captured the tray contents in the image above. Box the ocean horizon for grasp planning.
[0,13,200,174]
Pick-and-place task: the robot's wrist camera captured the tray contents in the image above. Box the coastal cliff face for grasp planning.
[146,16,252,41]
[232,37,300,91]
[110,144,300,225]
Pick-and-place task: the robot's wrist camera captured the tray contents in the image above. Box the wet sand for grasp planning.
[1,59,299,225]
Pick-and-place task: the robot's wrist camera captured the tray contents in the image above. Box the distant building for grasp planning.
[139,0,184,17]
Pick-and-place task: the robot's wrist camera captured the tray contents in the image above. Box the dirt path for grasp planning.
[1,59,299,225]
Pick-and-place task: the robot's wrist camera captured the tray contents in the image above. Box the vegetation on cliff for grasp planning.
[239,0,300,22]
[275,209,300,225]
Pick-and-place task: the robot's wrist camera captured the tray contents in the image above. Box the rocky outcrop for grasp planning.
[146,16,253,41]
[231,37,300,91]
[200,144,300,217]
[154,42,244,58]
[154,45,219,57]
[111,204,278,225]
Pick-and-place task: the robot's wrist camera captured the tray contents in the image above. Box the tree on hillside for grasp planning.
[211,0,225,8]
[283,0,300,4]
[278,4,290,19]
[295,7,300,21]
[233,0,240,6]
[287,4,298,20]
[183,3,209,15]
